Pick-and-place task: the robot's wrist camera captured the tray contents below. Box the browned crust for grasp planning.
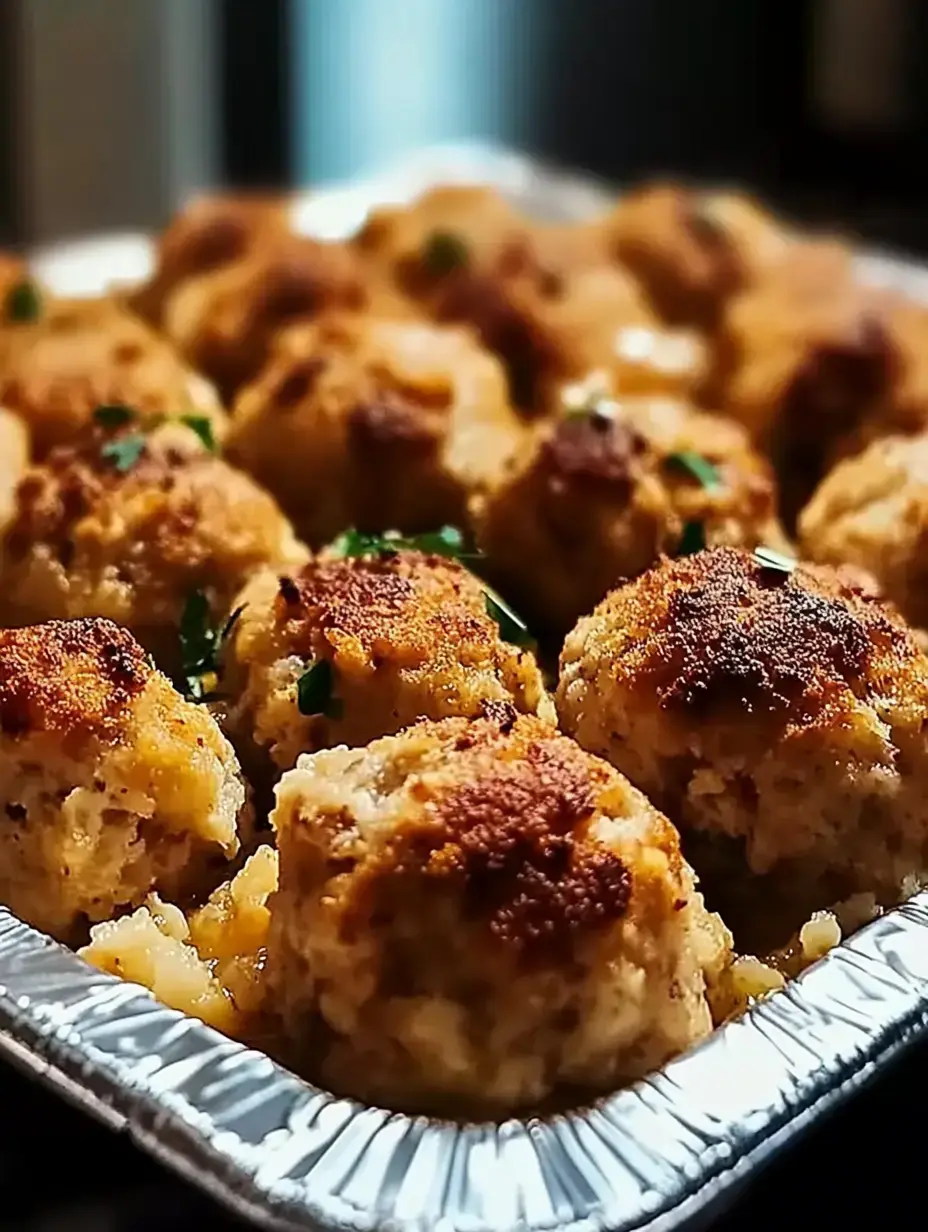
[602,546,915,727]
[275,552,493,660]
[324,715,636,959]
[540,411,647,488]
[0,618,150,739]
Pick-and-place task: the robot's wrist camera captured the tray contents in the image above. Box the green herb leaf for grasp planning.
[5,280,41,323]
[484,588,534,647]
[678,521,706,556]
[753,546,796,574]
[329,525,468,561]
[221,604,246,642]
[93,404,137,430]
[297,659,343,719]
[101,433,146,473]
[421,230,469,277]
[667,451,721,490]
[179,413,218,454]
[178,590,230,701]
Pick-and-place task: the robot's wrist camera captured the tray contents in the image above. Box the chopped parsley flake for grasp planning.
[297,659,343,719]
[330,525,467,561]
[5,280,41,323]
[93,404,137,430]
[179,413,218,453]
[101,433,146,473]
[179,592,240,701]
[678,521,706,556]
[484,589,534,648]
[421,230,469,277]
[753,546,796,574]
[667,451,721,490]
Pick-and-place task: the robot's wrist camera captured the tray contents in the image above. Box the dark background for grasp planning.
[1,0,926,1226]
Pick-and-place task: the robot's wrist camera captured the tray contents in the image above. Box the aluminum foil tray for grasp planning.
[9,143,928,1231]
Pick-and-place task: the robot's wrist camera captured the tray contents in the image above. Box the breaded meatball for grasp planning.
[163,235,366,401]
[0,418,307,674]
[228,314,526,546]
[266,713,731,1114]
[558,547,928,910]
[80,845,277,1035]
[0,296,227,459]
[606,183,789,327]
[355,186,660,413]
[471,395,785,637]
[798,431,928,629]
[225,549,555,773]
[707,243,914,516]
[0,618,245,942]
[131,192,290,326]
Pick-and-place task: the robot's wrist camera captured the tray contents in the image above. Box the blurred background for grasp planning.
[0,0,926,250]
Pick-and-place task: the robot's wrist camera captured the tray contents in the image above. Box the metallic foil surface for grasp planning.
[9,144,928,1231]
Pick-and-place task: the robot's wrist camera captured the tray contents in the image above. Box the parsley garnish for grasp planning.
[5,280,41,323]
[178,592,241,701]
[297,659,343,719]
[179,414,218,454]
[101,434,146,473]
[421,231,469,277]
[667,451,721,490]
[93,404,137,430]
[330,525,467,561]
[678,521,706,555]
[484,589,533,648]
[753,546,796,574]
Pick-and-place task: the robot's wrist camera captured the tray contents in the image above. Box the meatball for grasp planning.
[798,431,928,629]
[225,549,555,773]
[163,235,367,401]
[0,618,245,942]
[707,243,911,516]
[471,394,785,637]
[266,713,731,1114]
[0,296,227,459]
[80,844,277,1035]
[557,546,928,911]
[355,186,660,413]
[131,192,290,326]
[606,182,789,327]
[0,417,308,674]
[228,314,526,546]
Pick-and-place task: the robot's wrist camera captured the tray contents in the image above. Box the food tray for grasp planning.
[9,143,928,1232]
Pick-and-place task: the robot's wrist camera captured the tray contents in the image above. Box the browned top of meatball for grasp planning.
[602,546,917,731]
[275,551,496,666]
[318,714,639,960]
[0,618,150,740]
[134,193,290,324]
[540,408,649,487]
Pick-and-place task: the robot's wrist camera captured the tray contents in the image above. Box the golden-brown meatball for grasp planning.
[798,431,928,629]
[606,183,789,327]
[0,418,308,673]
[228,314,526,546]
[131,192,291,325]
[266,713,731,1114]
[225,549,554,773]
[163,236,367,401]
[80,844,277,1035]
[706,243,912,517]
[0,618,246,942]
[0,296,227,459]
[356,186,661,413]
[471,394,785,637]
[558,547,928,911]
